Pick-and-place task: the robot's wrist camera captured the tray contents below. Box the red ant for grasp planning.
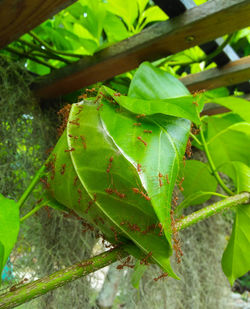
[86,88,96,93]
[171,210,183,264]
[80,135,87,150]
[133,123,142,126]
[132,188,150,201]
[65,148,75,153]
[69,118,80,126]
[137,163,142,172]
[117,256,135,270]
[74,176,78,186]
[60,164,66,175]
[77,188,82,204]
[178,176,184,192]
[40,177,50,189]
[114,189,126,199]
[75,106,84,115]
[68,134,79,140]
[166,174,170,184]
[78,261,93,267]
[158,173,163,187]
[85,200,93,214]
[78,93,87,101]
[110,227,119,242]
[105,188,113,194]
[97,103,103,111]
[140,251,152,265]
[137,136,147,147]
[114,92,121,97]
[154,272,168,281]
[185,138,192,158]
[144,130,152,133]
[106,156,114,173]
[158,223,164,236]
[136,114,146,119]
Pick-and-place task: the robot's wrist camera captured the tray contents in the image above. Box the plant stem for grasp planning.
[175,192,249,231]
[189,132,202,145]
[199,124,234,196]
[28,31,83,58]
[1,193,248,308]
[0,246,128,309]
[17,39,73,64]
[17,157,50,209]
[4,47,56,70]
[20,203,46,222]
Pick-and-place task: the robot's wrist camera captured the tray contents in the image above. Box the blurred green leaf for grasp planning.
[131,260,147,289]
[222,204,250,285]
[105,0,138,30]
[219,161,250,194]
[0,194,20,282]
[139,6,168,28]
[103,12,129,43]
[205,97,250,122]
[206,122,250,168]
[176,160,217,212]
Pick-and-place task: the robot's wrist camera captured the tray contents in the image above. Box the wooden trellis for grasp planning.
[0,0,250,102]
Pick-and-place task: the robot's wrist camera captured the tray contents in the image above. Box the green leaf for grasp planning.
[181,160,217,202]
[139,6,168,28]
[175,160,218,213]
[103,86,200,124]
[205,97,250,122]
[131,260,147,289]
[0,242,4,284]
[26,60,50,76]
[100,102,190,246]
[207,122,250,168]
[137,0,148,14]
[219,161,250,194]
[103,12,129,43]
[128,62,190,99]
[48,104,178,278]
[222,204,250,285]
[0,194,20,280]
[105,0,138,30]
[100,62,191,248]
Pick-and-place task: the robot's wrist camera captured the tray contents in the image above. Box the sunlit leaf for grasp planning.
[103,86,200,124]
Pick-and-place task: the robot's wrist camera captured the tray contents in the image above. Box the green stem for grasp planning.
[17,39,73,64]
[4,47,56,70]
[0,246,128,309]
[189,132,202,145]
[28,31,83,59]
[176,192,249,231]
[199,124,234,196]
[20,203,46,222]
[0,193,248,308]
[17,157,50,209]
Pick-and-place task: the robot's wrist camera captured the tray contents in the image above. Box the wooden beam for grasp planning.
[180,56,250,92]
[0,0,77,49]
[33,0,250,99]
